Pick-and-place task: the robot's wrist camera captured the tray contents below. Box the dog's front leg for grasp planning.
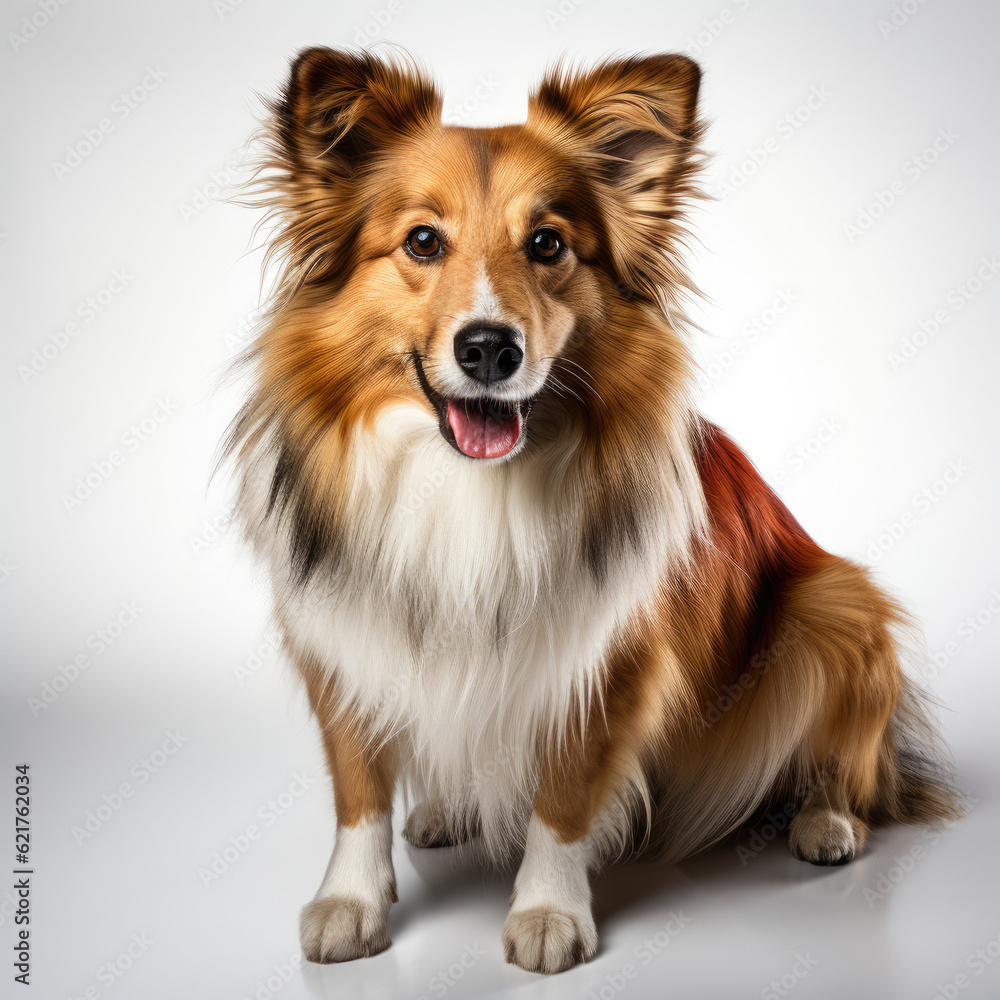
[503,708,634,973]
[503,643,659,975]
[503,808,599,974]
[297,666,397,963]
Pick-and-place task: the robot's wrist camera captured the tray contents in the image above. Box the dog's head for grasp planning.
[256,49,702,462]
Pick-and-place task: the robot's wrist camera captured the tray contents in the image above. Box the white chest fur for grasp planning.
[239,404,702,849]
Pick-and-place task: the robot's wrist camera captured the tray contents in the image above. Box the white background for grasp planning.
[2,1,999,998]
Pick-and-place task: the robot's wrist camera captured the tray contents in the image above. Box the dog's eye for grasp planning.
[529,228,564,263]
[405,227,443,260]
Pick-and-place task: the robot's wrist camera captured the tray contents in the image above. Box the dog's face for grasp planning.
[335,122,606,460]
[264,50,702,461]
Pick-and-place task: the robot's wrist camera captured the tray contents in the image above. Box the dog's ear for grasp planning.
[276,47,442,182]
[261,49,441,288]
[528,55,703,306]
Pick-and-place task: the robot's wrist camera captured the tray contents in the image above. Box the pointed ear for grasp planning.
[276,47,442,182]
[528,54,704,306]
[260,48,441,288]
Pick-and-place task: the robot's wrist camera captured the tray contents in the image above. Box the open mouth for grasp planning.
[412,352,533,460]
[446,397,525,459]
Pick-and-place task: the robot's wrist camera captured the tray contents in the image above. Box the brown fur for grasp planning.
[225,47,963,972]
[293,644,397,828]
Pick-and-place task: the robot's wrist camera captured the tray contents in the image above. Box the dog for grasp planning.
[222,48,961,974]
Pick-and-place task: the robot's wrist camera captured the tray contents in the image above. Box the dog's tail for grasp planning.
[869,675,965,827]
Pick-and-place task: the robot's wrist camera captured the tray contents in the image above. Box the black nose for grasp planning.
[454,324,523,384]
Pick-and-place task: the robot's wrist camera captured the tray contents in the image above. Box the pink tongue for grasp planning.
[447,400,521,459]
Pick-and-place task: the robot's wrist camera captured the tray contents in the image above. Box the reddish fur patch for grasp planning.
[693,417,830,588]
[645,420,833,726]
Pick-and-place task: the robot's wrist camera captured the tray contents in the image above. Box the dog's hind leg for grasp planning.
[788,769,868,865]
[655,554,962,869]
[771,558,962,865]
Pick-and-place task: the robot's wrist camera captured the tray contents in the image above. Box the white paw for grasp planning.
[789,807,858,866]
[504,814,598,973]
[299,894,392,963]
[301,813,396,962]
[403,801,477,848]
[503,906,598,974]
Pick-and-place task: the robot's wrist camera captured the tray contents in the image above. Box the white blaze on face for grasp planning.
[470,262,504,323]
[435,261,528,403]
[443,261,542,399]
[430,261,555,461]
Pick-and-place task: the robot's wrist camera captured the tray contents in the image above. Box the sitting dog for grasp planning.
[223,48,960,973]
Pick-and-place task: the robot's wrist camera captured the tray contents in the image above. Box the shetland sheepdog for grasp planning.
[223,48,961,973]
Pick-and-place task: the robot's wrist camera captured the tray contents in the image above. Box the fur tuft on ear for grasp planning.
[278,47,442,177]
[528,54,705,313]
[248,48,442,296]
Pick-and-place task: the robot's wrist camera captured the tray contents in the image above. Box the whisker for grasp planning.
[545,373,586,407]
[541,355,606,406]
